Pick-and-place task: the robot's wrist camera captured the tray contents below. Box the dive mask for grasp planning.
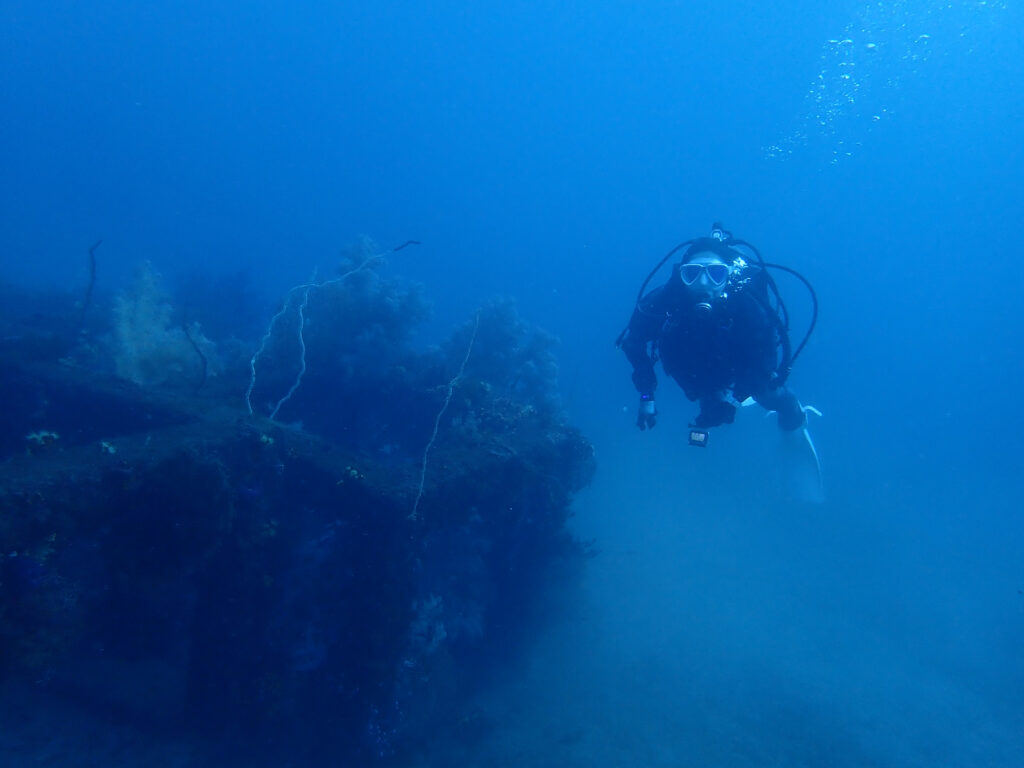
[679,262,731,287]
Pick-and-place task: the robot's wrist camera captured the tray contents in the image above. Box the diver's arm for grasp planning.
[622,320,659,430]
[622,328,656,396]
[621,288,668,398]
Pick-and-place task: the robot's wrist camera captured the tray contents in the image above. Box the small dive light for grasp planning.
[688,429,709,447]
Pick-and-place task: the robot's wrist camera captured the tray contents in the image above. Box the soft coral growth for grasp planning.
[113,262,218,389]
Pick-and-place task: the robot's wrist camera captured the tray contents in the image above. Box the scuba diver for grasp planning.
[617,224,823,499]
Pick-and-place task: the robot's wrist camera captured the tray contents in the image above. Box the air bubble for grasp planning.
[765,0,1005,164]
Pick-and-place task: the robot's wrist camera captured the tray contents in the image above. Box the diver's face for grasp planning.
[680,252,731,300]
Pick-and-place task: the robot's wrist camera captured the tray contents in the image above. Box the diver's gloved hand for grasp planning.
[636,396,657,431]
[694,398,736,428]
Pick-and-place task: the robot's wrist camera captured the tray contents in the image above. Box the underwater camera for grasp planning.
[688,429,709,447]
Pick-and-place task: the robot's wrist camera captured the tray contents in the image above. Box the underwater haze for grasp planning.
[2,0,1024,766]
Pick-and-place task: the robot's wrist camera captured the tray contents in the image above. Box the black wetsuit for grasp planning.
[621,270,805,430]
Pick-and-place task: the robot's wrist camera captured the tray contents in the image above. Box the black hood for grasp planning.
[680,237,740,264]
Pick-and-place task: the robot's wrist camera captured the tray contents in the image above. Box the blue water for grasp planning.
[2,1,1023,765]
